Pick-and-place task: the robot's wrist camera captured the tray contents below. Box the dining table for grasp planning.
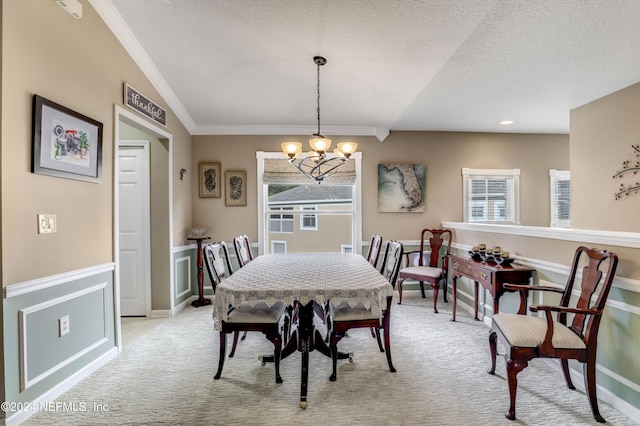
[212,252,394,409]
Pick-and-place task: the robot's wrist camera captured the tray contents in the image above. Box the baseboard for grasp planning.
[149,309,171,318]
[4,347,118,426]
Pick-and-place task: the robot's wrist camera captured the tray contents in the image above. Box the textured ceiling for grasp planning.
[96,0,640,140]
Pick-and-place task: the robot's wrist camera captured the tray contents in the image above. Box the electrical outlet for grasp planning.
[38,214,57,234]
[59,315,70,337]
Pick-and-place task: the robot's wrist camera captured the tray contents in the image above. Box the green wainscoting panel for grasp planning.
[448,246,640,413]
[3,266,116,408]
[174,250,193,305]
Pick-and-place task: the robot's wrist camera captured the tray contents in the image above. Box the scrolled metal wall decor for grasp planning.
[613,144,640,200]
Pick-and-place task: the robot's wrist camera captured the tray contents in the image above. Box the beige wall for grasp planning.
[193,132,568,243]
[571,82,640,232]
[1,0,193,286]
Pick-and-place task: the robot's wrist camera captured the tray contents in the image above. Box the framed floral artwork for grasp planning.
[31,95,103,183]
[225,170,247,206]
[199,162,221,198]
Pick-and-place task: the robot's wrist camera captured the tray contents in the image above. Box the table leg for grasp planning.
[191,238,211,307]
[261,301,348,408]
[474,281,479,321]
[451,276,457,322]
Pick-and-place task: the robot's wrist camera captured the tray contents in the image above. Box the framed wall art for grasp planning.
[198,162,221,198]
[31,95,103,183]
[225,170,247,206]
[377,163,426,212]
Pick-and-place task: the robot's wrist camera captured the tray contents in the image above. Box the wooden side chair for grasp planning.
[232,234,254,342]
[233,234,254,267]
[396,228,452,312]
[326,240,403,381]
[488,246,618,423]
[365,234,383,268]
[204,241,287,384]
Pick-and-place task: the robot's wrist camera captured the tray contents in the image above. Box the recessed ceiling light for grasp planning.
[500,120,514,125]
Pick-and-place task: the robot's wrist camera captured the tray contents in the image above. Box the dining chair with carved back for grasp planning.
[204,241,288,384]
[365,234,383,268]
[233,234,254,268]
[326,240,403,381]
[488,246,618,423]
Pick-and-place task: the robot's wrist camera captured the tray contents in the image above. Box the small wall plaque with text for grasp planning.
[124,83,167,127]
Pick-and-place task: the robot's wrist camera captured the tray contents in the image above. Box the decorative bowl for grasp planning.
[190,227,207,237]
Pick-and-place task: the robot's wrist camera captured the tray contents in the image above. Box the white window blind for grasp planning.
[462,168,520,224]
[550,169,570,228]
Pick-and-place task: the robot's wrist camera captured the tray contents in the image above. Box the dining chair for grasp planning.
[232,234,255,343]
[233,234,254,268]
[365,234,383,268]
[204,241,288,384]
[396,228,452,312]
[488,246,618,423]
[326,240,403,381]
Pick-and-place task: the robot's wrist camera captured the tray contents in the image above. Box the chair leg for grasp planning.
[419,281,426,298]
[488,331,497,375]
[442,278,448,303]
[273,335,283,384]
[432,284,439,313]
[382,317,396,373]
[329,335,339,382]
[241,330,248,341]
[214,331,227,380]
[397,279,403,304]
[584,359,605,423]
[229,330,240,357]
[505,359,528,421]
[560,359,575,390]
[374,328,384,352]
[369,327,377,338]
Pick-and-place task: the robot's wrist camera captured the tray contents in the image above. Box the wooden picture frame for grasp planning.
[198,162,221,198]
[225,170,247,206]
[31,95,103,183]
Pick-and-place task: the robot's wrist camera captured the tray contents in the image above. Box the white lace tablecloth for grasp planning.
[212,253,394,329]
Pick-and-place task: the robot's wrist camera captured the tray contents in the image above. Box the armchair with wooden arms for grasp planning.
[396,228,452,312]
[488,246,618,423]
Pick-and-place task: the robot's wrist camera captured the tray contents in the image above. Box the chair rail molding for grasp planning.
[4,263,115,298]
[442,222,640,249]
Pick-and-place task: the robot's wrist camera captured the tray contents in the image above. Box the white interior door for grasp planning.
[118,142,151,316]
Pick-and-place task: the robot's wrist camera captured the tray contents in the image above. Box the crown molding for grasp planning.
[89,0,196,133]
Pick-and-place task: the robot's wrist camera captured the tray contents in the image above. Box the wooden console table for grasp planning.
[448,254,535,321]
[188,236,211,307]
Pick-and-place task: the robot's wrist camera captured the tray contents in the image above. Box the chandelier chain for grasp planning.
[316,60,321,136]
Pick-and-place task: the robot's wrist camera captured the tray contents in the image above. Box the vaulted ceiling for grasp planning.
[96,0,640,140]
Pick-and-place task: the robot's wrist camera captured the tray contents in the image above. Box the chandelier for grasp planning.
[281,56,358,183]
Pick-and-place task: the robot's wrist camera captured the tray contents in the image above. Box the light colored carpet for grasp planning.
[25,293,637,426]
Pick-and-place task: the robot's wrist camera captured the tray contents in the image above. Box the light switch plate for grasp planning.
[38,214,57,234]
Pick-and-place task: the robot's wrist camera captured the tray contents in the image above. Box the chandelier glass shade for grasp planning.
[281,56,358,183]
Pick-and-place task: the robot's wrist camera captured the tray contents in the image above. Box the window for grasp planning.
[300,206,318,230]
[270,206,293,233]
[257,151,362,256]
[462,168,520,225]
[271,240,287,253]
[550,169,570,228]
